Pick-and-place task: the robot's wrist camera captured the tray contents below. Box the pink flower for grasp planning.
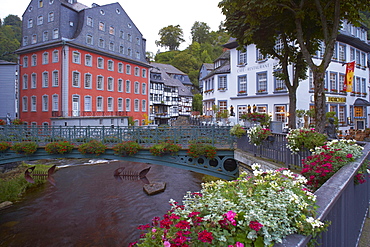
[152,228,157,233]
[236,242,245,247]
[346,153,353,158]
[163,241,171,247]
[249,221,263,231]
[225,210,237,226]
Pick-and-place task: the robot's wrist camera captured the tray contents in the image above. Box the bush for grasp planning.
[45,141,74,154]
[113,141,142,156]
[11,142,38,155]
[131,164,326,246]
[0,141,11,152]
[187,143,217,159]
[301,139,364,190]
[241,112,271,126]
[149,141,181,156]
[247,125,272,146]
[286,128,327,153]
[229,124,246,138]
[78,140,106,155]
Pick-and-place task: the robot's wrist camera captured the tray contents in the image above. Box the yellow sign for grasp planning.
[326,96,346,103]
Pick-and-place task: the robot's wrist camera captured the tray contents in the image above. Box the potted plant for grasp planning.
[113,141,142,156]
[247,125,272,146]
[286,128,327,153]
[301,139,364,190]
[78,140,106,155]
[241,112,271,126]
[230,124,246,138]
[0,119,5,125]
[0,141,11,152]
[11,141,38,155]
[12,118,24,125]
[149,141,181,156]
[131,164,327,246]
[187,142,217,159]
[45,141,74,154]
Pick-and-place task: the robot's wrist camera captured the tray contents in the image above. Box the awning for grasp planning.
[353,98,370,106]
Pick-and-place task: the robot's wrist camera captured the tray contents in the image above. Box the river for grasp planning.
[0,159,204,247]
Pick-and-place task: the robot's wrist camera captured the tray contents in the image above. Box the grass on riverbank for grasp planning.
[0,163,54,203]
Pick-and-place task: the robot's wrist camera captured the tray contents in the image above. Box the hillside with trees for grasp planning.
[0,15,22,62]
[154,21,230,90]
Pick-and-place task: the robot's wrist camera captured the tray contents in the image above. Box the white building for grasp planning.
[201,21,370,131]
[149,63,193,125]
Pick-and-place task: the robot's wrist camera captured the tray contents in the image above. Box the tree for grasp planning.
[191,21,211,44]
[219,0,370,133]
[219,1,313,129]
[155,25,185,51]
[0,14,22,62]
[192,94,203,114]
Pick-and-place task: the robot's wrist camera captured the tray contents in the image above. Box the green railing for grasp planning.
[0,125,235,149]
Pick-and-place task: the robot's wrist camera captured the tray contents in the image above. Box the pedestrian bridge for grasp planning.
[0,125,238,180]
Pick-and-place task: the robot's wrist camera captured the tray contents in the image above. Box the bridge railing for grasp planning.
[275,143,370,247]
[237,133,312,169]
[0,125,235,149]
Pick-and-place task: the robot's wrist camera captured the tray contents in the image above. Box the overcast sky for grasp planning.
[0,0,225,53]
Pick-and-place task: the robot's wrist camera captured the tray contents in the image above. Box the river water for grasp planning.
[0,160,204,247]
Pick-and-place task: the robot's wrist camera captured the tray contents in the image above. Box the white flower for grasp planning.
[251,163,261,171]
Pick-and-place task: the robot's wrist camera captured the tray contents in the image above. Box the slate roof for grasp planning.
[202,50,230,80]
[150,62,193,97]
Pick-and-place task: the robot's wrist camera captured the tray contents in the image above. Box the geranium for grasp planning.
[113,141,142,156]
[286,128,327,153]
[247,125,272,146]
[45,141,74,154]
[149,141,181,156]
[301,139,364,190]
[0,141,11,152]
[229,124,246,138]
[77,140,106,155]
[12,118,24,125]
[241,112,271,126]
[132,164,326,246]
[187,142,217,159]
[11,141,38,155]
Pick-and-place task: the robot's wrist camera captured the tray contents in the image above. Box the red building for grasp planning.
[17,0,150,126]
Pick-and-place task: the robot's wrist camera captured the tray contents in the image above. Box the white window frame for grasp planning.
[42,71,49,87]
[42,95,48,111]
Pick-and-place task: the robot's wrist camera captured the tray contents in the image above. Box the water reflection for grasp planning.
[0,160,203,247]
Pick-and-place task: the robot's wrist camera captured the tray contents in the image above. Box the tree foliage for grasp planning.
[155,25,185,51]
[219,0,370,133]
[155,22,229,89]
[192,94,203,113]
[0,15,21,62]
[191,21,211,44]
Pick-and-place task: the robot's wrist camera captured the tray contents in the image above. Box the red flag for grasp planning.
[344,61,355,92]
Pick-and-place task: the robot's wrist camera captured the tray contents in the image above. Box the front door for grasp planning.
[72,96,79,116]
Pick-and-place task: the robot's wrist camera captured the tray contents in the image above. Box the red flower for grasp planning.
[249,221,263,231]
[175,220,191,229]
[346,153,353,158]
[198,230,213,243]
[160,218,173,229]
[137,224,150,230]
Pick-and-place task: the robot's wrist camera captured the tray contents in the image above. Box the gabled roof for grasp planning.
[151,62,186,75]
[201,51,230,80]
[150,62,193,97]
[203,63,214,71]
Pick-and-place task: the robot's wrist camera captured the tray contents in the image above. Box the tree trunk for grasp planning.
[313,68,326,133]
[288,87,297,129]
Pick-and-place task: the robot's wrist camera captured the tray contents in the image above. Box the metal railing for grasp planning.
[236,133,312,169]
[0,125,235,149]
[275,143,370,247]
